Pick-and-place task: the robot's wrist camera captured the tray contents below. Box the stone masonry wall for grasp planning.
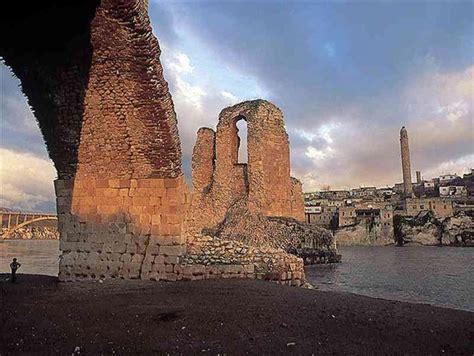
[182,235,304,286]
[56,177,189,281]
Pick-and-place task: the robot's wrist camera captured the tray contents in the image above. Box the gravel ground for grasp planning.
[0,274,473,355]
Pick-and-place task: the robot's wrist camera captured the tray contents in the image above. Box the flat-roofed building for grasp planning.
[405,197,453,218]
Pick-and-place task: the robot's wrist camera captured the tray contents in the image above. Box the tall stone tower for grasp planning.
[400,126,413,197]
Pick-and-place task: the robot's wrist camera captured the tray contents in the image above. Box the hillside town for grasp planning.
[304,127,474,246]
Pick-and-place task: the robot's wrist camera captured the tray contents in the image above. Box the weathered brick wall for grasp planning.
[192,128,215,193]
[77,0,182,180]
[290,177,306,221]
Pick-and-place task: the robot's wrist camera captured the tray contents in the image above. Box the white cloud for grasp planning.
[437,100,469,123]
[305,146,333,160]
[404,65,473,125]
[423,154,474,179]
[168,52,193,74]
[174,76,206,109]
[2,96,38,135]
[0,148,56,212]
[221,90,239,105]
[162,48,206,110]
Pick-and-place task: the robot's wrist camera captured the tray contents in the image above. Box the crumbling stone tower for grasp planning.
[400,126,413,198]
[189,100,305,236]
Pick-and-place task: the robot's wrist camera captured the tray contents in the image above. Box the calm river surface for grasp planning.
[306,246,474,312]
[0,240,59,277]
[1,241,473,311]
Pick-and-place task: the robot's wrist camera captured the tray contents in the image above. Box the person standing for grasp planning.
[10,258,21,283]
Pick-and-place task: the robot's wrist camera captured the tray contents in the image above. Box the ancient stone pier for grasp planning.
[1,1,188,281]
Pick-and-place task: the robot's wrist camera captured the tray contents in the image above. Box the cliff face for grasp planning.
[394,211,474,246]
[442,213,474,246]
[335,224,394,246]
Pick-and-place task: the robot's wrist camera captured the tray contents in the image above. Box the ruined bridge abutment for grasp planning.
[1,0,307,284]
[1,0,188,281]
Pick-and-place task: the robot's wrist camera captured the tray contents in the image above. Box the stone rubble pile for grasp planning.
[202,199,338,264]
[182,235,305,286]
[1,227,59,240]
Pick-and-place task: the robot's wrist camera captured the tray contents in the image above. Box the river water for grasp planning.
[0,240,60,277]
[306,246,474,312]
[1,241,473,311]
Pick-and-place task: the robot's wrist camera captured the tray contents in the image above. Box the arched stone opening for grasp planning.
[235,116,248,164]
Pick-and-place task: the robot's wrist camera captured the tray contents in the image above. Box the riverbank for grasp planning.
[1,275,472,354]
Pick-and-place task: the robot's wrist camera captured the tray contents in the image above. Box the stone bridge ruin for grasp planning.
[1,0,335,285]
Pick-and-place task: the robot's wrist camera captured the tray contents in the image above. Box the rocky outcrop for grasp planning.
[394,211,474,246]
[335,224,394,246]
[1,227,59,240]
[441,212,474,246]
[201,198,338,264]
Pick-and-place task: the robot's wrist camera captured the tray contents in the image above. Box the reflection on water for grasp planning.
[1,241,473,312]
[306,246,474,312]
[0,240,59,276]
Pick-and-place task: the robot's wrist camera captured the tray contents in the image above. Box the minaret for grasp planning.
[400,126,413,197]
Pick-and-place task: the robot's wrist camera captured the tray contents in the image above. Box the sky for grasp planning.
[1,1,473,212]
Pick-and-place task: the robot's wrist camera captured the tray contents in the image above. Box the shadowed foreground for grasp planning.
[0,275,472,354]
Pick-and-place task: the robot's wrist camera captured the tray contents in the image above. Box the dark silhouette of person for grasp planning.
[10,258,21,283]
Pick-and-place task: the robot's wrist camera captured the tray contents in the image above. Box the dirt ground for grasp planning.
[0,274,473,355]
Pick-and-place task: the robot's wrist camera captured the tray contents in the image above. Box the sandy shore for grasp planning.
[0,275,472,355]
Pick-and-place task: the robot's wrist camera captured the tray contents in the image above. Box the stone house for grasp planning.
[351,187,377,198]
[439,174,458,183]
[339,206,357,227]
[306,205,337,227]
[405,198,454,218]
[439,186,467,197]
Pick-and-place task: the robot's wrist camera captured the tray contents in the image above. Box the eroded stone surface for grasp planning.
[189,100,305,234]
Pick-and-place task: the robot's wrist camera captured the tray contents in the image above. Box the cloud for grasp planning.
[422,154,473,179]
[0,148,56,212]
[167,51,193,75]
[174,76,206,109]
[1,64,48,156]
[291,66,474,191]
[221,91,239,105]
